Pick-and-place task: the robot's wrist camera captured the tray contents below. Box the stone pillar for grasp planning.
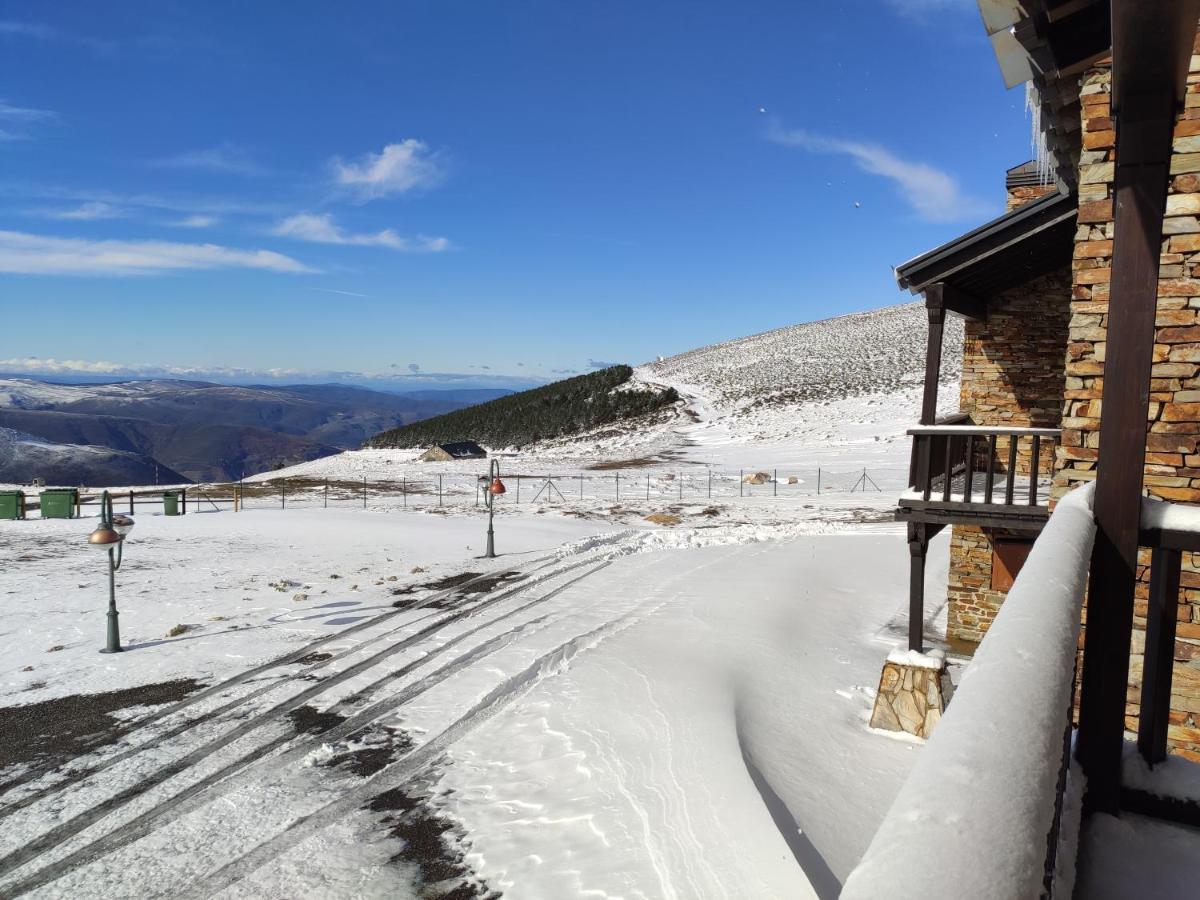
[869,650,946,739]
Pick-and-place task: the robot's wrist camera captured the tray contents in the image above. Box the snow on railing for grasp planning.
[843,482,1096,900]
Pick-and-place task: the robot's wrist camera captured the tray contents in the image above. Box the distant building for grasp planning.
[418,441,487,462]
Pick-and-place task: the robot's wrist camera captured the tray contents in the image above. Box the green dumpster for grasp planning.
[0,490,25,520]
[163,491,179,516]
[40,488,78,519]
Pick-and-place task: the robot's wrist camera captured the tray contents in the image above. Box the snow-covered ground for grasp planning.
[0,302,965,897]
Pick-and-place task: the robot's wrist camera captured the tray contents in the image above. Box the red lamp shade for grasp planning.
[489,477,507,495]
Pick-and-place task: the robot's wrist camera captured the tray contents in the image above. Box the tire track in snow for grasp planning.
[0,556,563,811]
[0,563,612,896]
[177,606,661,900]
[0,555,607,884]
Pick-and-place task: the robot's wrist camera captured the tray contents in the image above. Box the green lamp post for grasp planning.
[88,490,134,654]
[484,460,506,559]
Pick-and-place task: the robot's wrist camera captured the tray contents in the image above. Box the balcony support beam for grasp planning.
[1076,0,1199,816]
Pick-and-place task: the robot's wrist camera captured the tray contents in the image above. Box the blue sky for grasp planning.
[0,0,1033,390]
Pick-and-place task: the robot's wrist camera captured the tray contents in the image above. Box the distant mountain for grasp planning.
[0,379,509,483]
[367,366,678,451]
[0,427,188,487]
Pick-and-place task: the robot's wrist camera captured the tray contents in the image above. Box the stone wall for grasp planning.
[1052,38,1200,760]
[945,271,1071,643]
[1007,183,1057,212]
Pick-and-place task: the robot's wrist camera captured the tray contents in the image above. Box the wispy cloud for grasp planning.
[311,287,369,298]
[0,357,543,389]
[171,214,219,228]
[332,140,443,201]
[0,20,114,52]
[0,99,57,141]
[154,143,267,176]
[768,124,990,223]
[0,231,316,276]
[30,201,124,221]
[273,212,450,252]
[884,0,977,18]
[587,359,619,369]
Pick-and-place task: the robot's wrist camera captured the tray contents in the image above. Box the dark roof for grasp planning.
[894,189,1077,299]
[1006,160,1053,190]
[437,441,486,457]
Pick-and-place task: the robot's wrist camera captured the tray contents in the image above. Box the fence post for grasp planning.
[740,469,743,498]
[708,468,712,499]
[364,476,368,509]
[646,473,650,501]
[678,473,683,501]
[324,478,328,509]
[403,476,407,507]
[817,467,822,495]
[774,469,778,497]
[580,473,584,501]
[438,474,443,506]
[616,472,620,502]
[281,481,286,510]
[182,488,187,515]
[516,474,521,503]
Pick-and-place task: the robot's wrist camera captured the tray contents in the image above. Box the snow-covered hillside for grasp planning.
[642,301,962,408]
[0,427,183,486]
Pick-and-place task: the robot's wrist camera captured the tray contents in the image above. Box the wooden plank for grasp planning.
[1138,546,1182,765]
[1076,0,1194,816]
[1005,437,1018,506]
[1028,435,1041,506]
[942,437,953,502]
[1120,787,1200,830]
[963,436,974,503]
[920,293,945,426]
[908,523,927,653]
[984,434,997,504]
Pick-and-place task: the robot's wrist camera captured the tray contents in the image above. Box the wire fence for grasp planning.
[12,465,905,519]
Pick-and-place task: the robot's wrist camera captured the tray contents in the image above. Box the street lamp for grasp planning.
[88,490,134,654]
[484,460,506,559]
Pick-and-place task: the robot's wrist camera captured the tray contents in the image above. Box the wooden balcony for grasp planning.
[896,418,1060,533]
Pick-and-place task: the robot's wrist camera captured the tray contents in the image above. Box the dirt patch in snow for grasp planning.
[0,677,205,777]
[367,784,498,899]
[287,704,346,735]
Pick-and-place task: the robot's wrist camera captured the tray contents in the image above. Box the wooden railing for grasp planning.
[907,423,1060,508]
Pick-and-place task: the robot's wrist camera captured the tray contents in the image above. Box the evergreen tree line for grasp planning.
[365,366,679,450]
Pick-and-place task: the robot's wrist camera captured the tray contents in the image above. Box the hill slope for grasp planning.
[640,301,962,408]
[0,428,188,487]
[0,379,503,481]
[366,366,678,450]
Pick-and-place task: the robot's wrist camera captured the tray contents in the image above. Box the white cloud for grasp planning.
[332,140,443,200]
[0,99,56,141]
[155,143,265,176]
[884,0,976,17]
[768,125,990,223]
[273,212,449,252]
[0,230,316,276]
[33,201,124,220]
[172,214,219,228]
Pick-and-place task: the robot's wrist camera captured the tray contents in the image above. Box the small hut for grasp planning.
[419,441,487,462]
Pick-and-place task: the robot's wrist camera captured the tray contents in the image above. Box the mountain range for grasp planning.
[0,379,508,485]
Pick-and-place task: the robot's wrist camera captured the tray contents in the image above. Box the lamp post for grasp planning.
[88,490,134,654]
[484,460,506,559]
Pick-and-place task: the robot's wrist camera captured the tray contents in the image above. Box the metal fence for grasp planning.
[13,465,903,518]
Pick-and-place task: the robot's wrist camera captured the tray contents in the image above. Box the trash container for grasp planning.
[39,488,78,519]
[163,491,179,516]
[0,490,25,520]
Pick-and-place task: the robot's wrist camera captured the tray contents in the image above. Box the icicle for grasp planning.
[1025,81,1053,184]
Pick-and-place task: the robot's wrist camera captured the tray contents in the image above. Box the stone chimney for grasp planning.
[1005,160,1057,211]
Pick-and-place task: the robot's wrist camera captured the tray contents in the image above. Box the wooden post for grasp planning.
[580,473,584,500]
[740,469,744,497]
[773,469,777,497]
[646,473,650,501]
[1076,0,1195,814]
[920,287,947,426]
[817,468,821,495]
[281,481,285,509]
[1138,545,1182,765]
[678,473,682,501]
[181,489,187,515]
[615,472,619,501]
[437,474,442,506]
[364,476,368,508]
[907,522,929,653]
[324,478,328,508]
[708,468,712,498]
[402,476,407,507]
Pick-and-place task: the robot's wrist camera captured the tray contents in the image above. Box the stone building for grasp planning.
[417,441,487,462]
[884,21,1200,762]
